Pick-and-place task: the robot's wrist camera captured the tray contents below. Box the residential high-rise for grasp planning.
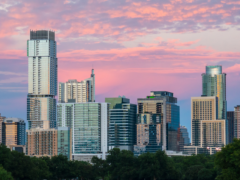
[184,96,226,155]
[26,127,72,159]
[57,102,109,162]
[2,118,26,146]
[105,97,137,151]
[27,30,57,129]
[0,113,6,144]
[202,66,227,121]
[234,106,240,139]
[58,70,95,103]
[227,111,234,143]
[134,91,180,155]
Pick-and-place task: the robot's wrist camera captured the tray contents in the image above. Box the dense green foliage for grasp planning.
[1,139,240,180]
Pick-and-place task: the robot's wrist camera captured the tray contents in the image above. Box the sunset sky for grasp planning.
[1,0,240,134]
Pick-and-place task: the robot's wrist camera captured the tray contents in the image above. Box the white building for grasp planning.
[27,30,57,129]
[58,70,95,103]
[57,102,109,162]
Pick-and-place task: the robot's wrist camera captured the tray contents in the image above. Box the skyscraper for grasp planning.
[58,70,95,103]
[57,102,109,162]
[134,91,180,155]
[180,126,190,146]
[227,111,234,143]
[105,97,137,151]
[202,66,227,120]
[0,113,6,144]
[184,96,226,155]
[2,118,26,146]
[27,30,57,129]
[234,105,240,139]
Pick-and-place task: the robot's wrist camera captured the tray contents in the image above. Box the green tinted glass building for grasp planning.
[202,65,227,143]
[105,97,137,151]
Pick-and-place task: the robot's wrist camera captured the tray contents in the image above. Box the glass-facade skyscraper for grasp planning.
[134,91,180,155]
[105,97,137,152]
[202,66,226,120]
[27,30,57,129]
[202,65,227,143]
[57,102,109,162]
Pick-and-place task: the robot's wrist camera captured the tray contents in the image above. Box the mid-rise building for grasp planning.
[0,113,6,144]
[105,97,137,151]
[27,30,57,129]
[2,118,25,146]
[134,91,180,155]
[184,96,226,155]
[227,111,234,143]
[180,126,190,146]
[234,106,240,139]
[26,127,72,159]
[58,70,95,103]
[57,102,109,162]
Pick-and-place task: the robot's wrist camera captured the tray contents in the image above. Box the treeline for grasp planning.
[1,139,240,180]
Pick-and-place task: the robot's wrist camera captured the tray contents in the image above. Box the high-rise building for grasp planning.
[234,106,240,139]
[0,113,6,144]
[26,128,58,157]
[180,126,190,146]
[57,127,72,160]
[58,70,95,103]
[202,66,227,120]
[2,118,26,146]
[134,91,180,155]
[105,97,137,151]
[57,102,109,162]
[27,30,57,129]
[227,111,234,143]
[184,96,226,155]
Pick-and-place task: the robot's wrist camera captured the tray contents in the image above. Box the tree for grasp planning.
[215,138,240,180]
[0,166,13,180]
[184,165,204,180]
[91,156,109,180]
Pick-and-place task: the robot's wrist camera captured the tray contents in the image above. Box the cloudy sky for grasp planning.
[1,0,240,134]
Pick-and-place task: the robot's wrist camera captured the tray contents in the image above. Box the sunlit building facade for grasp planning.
[184,96,226,155]
[234,105,240,139]
[57,102,109,162]
[27,30,57,129]
[59,70,95,103]
[134,91,180,155]
[2,118,25,146]
[105,97,137,151]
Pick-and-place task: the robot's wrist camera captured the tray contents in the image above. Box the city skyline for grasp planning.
[1,0,240,137]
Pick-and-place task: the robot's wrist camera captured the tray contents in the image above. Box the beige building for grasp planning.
[234,105,240,139]
[27,128,58,157]
[184,96,226,155]
[58,69,95,103]
[26,127,72,160]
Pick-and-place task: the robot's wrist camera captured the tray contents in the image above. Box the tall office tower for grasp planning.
[105,97,137,152]
[180,126,190,146]
[184,96,226,155]
[26,127,72,159]
[134,91,180,155]
[234,106,240,139]
[227,111,234,143]
[58,70,95,103]
[27,30,57,129]
[57,102,109,162]
[0,113,6,144]
[202,65,227,120]
[2,118,26,146]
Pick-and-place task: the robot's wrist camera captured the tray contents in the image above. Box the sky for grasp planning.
[0,0,240,136]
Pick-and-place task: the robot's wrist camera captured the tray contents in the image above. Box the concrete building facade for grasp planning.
[58,70,95,103]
